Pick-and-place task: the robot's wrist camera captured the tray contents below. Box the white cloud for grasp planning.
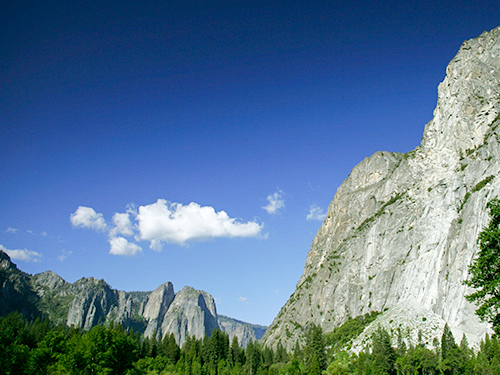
[110,212,134,237]
[136,199,262,248]
[238,297,250,305]
[6,227,19,234]
[58,249,72,262]
[306,204,327,221]
[262,190,285,215]
[70,206,107,231]
[1,245,42,262]
[109,236,142,256]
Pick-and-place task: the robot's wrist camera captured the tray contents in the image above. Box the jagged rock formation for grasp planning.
[65,278,133,330]
[0,251,266,347]
[158,286,219,347]
[142,282,175,338]
[262,25,500,350]
[31,270,66,293]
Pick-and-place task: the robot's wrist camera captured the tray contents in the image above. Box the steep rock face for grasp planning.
[262,26,500,350]
[142,282,175,338]
[29,272,133,328]
[159,286,219,347]
[66,278,132,330]
[31,271,66,294]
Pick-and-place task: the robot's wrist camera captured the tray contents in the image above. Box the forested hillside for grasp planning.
[2,311,500,375]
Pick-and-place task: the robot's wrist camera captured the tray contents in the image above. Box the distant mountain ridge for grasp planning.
[0,250,265,347]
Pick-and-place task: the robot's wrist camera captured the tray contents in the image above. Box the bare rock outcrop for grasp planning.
[66,278,131,330]
[142,282,175,339]
[1,250,266,347]
[262,25,500,350]
[159,286,219,347]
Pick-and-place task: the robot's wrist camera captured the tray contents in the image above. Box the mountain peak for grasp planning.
[262,25,500,350]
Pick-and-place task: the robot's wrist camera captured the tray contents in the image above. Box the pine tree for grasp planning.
[230,336,244,365]
[293,339,302,362]
[441,323,457,361]
[371,327,396,375]
[163,332,180,364]
[275,341,289,363]
[459,333,472,359]
[309,353,322,375]
[465,198,500,334]
[245,340,261,375]
[304,323,327,371]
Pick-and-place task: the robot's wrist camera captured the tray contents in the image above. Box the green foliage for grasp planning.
[356,193,404,233]
[36,293,74,325]
[56,323,139,374]
[325,311,380,353]
[460,192,471,211]
[441,323,457,361]
[245,340,261,375]
[303,324,327,372]
[403,150,417,160]
[297,273,317,290]
[371,327,397,375]
[472,175,496,193]
[395,346,439,375]
[460,176,495,212]
[464,198,500,334]
[6,310,500,375]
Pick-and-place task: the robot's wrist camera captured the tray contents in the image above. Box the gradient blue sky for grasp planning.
[1,1,499,326]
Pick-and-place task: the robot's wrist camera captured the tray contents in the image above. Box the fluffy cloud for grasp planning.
[238,296,250,305]
[110,212,134,237]
[6,227,19,234]
[70,206,107,232]
[262,190,285,215]
[71,200,262,253]
[306,204,327,221]
[137,199,262,248]
[1,245,42,262]
[109,236,142,256]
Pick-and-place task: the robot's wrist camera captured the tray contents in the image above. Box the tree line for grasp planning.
[3,310,500,375]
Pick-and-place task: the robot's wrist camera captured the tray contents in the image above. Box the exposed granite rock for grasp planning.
[142,282,175,339]
[350,303,447,353]
[65,278,128,330]
[1,251,262,348]
[31,271,67,295]
[159,286,219,347]
[262,25,500,350]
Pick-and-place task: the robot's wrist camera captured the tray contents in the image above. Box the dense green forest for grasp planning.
[2,311,500,375]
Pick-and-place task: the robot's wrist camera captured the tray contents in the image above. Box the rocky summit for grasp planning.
[0,251,266,347]
[262,25,500,350]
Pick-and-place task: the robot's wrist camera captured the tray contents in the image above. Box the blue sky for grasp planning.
[1,0,499,326]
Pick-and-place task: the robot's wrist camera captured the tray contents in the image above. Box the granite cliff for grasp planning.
[262,26,500,350]
[0,251,265,347]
